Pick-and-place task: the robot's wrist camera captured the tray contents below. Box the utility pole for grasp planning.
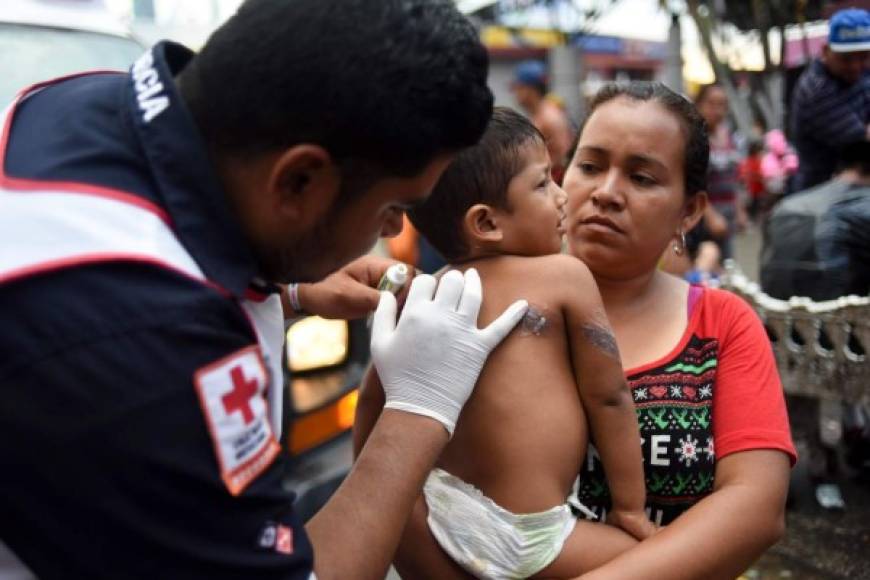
[133,0,155,21]
[549,44,584,124]
[663,11,684,94]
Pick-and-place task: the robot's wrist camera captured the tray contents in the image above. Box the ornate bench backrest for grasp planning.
[720,260,869,405]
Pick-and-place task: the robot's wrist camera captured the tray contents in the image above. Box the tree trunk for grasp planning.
[751,0,784,130]
[685,0,754,138]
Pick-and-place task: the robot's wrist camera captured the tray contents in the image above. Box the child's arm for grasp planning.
[352,365,386,459]
[559,257,655,541]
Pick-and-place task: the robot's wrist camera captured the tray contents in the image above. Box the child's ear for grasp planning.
[464,203,503,244]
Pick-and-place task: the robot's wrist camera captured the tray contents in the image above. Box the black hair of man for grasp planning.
[408,107,544,262]
[838,141,870,175]
[582,81,709,198]
[177,0,493,198]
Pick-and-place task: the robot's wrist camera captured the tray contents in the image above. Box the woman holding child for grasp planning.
[376,82,796,579]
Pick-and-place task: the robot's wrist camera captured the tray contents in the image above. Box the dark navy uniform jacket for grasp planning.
[790,59,870,191]
[0,42,313,579]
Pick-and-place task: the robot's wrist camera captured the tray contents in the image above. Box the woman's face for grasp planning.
[563,97,691,280]
[696,86,728,129]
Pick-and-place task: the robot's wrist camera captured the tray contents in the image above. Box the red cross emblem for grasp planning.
[194,346,279,496]
[275,525,294,555]
[222,366,258,424]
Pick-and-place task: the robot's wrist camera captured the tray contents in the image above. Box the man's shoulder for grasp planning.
[4,72,158,203]
[0,262,250,378]
[828,186,870,220]
[794,62,839,101]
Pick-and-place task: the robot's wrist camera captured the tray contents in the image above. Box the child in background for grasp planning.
[353,108,654,579]
[761,129,799,198]
[740,139,766,221]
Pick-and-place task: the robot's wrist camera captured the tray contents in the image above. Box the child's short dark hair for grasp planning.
[408,107,544,262]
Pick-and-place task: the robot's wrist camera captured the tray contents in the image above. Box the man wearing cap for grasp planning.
[790,8,870,191]
[511,60,574,183]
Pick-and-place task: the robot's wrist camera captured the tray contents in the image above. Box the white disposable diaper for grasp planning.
[423,468,576,580]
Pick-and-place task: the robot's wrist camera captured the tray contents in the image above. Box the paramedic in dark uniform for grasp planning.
[0,1,527,579]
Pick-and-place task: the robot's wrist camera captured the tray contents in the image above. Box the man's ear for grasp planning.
[464,203,503,245]
[267,144,340,223]
[681,191,707,234]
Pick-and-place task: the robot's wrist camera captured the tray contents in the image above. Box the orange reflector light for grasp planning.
[289,390,359,455]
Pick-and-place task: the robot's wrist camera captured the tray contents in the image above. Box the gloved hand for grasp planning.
[370,268,528,435]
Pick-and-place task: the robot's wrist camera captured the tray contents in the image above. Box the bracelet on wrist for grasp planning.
[287,283,307,316]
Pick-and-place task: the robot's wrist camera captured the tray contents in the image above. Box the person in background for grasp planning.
[740,139,767,221]
[694,83,748,261]
[761,129,799,200]
[760,140,870,511]
[511,60,574,184]
[790,8,870,191]
[761,140,870,307]
[658,230,722,289]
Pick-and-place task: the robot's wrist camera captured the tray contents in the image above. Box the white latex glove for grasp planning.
[370,268,528,435]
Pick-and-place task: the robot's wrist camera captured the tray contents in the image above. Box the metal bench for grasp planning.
[720,260,869,406]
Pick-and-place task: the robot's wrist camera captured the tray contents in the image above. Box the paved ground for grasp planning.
[734,226,869,580]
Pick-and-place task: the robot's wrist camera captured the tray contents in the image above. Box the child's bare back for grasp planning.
[353,107,653,578]
[439,253,616,515]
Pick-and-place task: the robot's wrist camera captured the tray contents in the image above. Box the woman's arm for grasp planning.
[577,449,790,580]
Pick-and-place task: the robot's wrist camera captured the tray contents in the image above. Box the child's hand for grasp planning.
[607,508,657,541]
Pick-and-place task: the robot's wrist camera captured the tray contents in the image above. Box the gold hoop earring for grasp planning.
[673,230,686,256]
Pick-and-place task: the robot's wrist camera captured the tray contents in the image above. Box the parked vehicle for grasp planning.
[0,0,144,106]
[282,315,369,520]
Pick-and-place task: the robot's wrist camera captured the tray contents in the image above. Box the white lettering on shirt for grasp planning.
[586,444,601,471]
[650,434,671,466]
[645,506,665,526]
[132,49,169,123]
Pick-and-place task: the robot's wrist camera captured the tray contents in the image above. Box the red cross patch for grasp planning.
[275,525,294,555]
[194,345,280,495]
